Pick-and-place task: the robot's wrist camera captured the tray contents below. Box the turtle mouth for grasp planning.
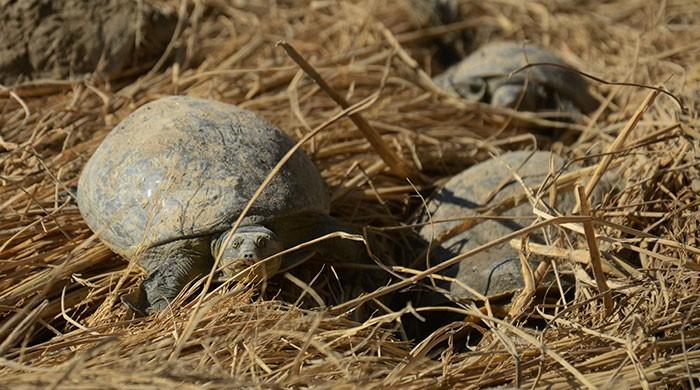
[214,260,257,282]
[215,257,282,283]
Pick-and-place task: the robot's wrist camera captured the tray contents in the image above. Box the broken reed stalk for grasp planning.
[573,87,661,213]
[507,240,623,277]
[507,239,539,319]
[276,40,414,179]
[576,185,613,315]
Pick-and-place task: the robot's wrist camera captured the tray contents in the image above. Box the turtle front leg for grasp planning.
[121,237,213,316]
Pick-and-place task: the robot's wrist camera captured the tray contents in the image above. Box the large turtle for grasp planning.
[433,42,598,114]
[78,96,361,316]
[416,151,580,304]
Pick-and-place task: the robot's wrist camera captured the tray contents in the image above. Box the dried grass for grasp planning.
[1,0,699,388]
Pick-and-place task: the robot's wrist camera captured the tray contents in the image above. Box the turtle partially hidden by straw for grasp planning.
[77,96,363,316]
[415,151,581,307]
[433,41,598,114]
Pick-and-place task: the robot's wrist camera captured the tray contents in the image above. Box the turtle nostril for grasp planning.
[242,252,254,259]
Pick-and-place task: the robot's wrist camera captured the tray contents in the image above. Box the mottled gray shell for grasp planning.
[433,41,597,113]
[418,151,575,299]
[78,96,330,258]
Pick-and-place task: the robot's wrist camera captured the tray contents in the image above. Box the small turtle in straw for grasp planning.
[433,42,598,114]
[415,151,582,307]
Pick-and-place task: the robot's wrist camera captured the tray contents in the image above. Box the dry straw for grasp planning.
[1,0,699,388]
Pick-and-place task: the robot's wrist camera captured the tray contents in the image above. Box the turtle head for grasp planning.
[212,225,283,282]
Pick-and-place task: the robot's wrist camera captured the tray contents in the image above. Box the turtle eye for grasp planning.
[455,79,487,101]
[232,238,242,248]
[469,83,483,94]
[255,236,266,248]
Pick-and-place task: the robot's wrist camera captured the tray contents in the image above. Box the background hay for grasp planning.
[1,0,699,388]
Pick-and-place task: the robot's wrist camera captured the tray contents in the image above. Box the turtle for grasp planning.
[415,151,580,305]
[433,41,598,114]
[77,96,363,316]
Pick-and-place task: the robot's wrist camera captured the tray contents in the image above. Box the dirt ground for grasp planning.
[0,0,175,85]
[1,0,699,389]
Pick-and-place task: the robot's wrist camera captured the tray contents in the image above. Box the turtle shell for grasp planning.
[433,41,598,113]
[78,96,329,258]
[418,151,575,300]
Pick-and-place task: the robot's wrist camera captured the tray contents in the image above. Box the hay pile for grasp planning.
[1,0,699,388]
